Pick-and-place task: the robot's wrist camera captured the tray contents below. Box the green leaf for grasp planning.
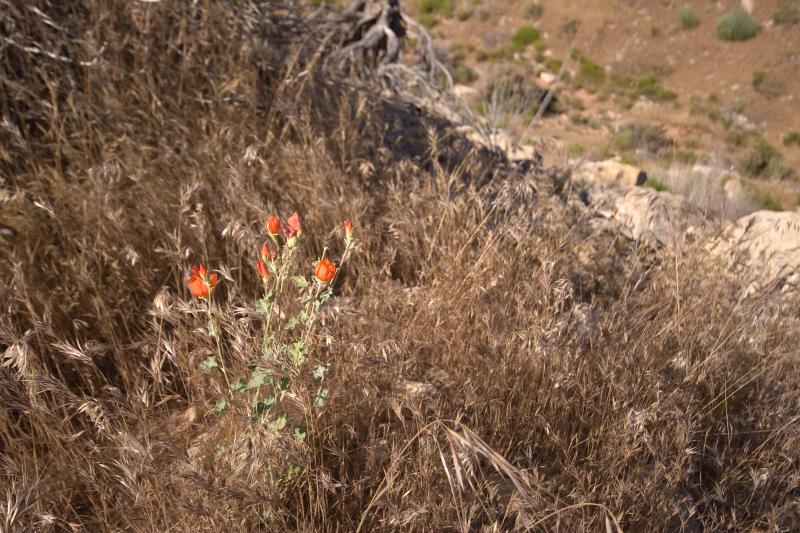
[199,356,219,374]
[245,366,272,390]
[214,399,227,415]
[207,319,219,339]
[284,318,299,330]
[214,444,226,460]
[292,275,309,288]
[292,426,308,443]
[267,412,287,432]
[251,398,274,418]
[276,376,290,392]
[255,298,271,316]
[289,340,307,366]
[314,387,329,409]
[230,378,248,393]
[313,363,328,380]
[261,333,275,354]
[284,464,301,480]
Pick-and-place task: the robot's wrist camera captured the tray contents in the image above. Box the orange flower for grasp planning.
[286,212,302,237]
[267,215,281,236]
[261,243,272,262]
[256,259,269,281]
[343,219,353,241]
[187,265,218,299]
[315,257,336,283]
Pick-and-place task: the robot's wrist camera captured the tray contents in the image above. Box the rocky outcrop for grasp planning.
[570,161,799,298]
[712,210,800,295]
[572,160,647,188]
[579,185,705,246]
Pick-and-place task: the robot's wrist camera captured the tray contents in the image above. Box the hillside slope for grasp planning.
[1,1,799,531]
[420,0,800,211]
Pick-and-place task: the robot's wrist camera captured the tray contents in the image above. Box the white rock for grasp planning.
[572,160,647,187]
[712,210,800,295]
[588,186,705,246]
[539,71,556,85]
[453,84,477,99]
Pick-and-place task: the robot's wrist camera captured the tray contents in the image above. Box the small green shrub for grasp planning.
[566,142,585,157]
[614,129,635,151]
[474,47,514,62]
[604,73,677,104]
[752,70,766,89]
[480,68,556,119]
[645,178,668,192]
[511,25,541,50]
[743,181,784,210]
[613,122,671,155]
[545,57,563,73]
[455,8,472,21]
[773,6,800,25]
[750,70,780,97]
[726,129,749,147]
[596,143,613,159]
[739,134,794,179]
[569,112,589,125]
[571,50,605,87]
[419,0,452,16]
[759,194,783,211]
[453,64,478,84]
[675,149,698,165]
[783,131,800,146]
[525,3,543,19]
[418,13,437,27]
[716,9,760,41]
[471,99,489,115]
[678,6,700,29]
[560,19,579,38]
[636,74,677,102]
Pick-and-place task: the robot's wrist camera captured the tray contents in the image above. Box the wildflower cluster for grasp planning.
[186,212,354,439]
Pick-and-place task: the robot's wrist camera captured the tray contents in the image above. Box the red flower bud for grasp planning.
[187,264,218,298]
[343,219,353,240]
[187,275,208,298]
[286,212,302,236]
[256,259,269,281]
[267,215,281,236]
[283,223,298,238]
[314,257,336,283]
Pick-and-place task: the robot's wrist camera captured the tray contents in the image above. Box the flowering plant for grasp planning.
[186,213,354,439]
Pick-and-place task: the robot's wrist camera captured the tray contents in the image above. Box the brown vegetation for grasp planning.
[2,1,799,531]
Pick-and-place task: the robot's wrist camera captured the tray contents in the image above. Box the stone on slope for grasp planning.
[572,159,647,187]
[712,210,800,295]
[587,186,705,247]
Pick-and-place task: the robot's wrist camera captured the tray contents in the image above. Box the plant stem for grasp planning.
[206,298,232,398]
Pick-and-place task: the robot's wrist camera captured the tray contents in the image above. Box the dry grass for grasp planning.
[2,1,800,531]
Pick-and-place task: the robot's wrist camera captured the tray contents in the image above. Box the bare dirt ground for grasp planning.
[414,0,800,210]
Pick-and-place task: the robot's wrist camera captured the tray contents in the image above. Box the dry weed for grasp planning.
[1,1,799,531]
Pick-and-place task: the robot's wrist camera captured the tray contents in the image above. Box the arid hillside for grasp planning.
[1,1,799,532]
[415,0,800,212]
